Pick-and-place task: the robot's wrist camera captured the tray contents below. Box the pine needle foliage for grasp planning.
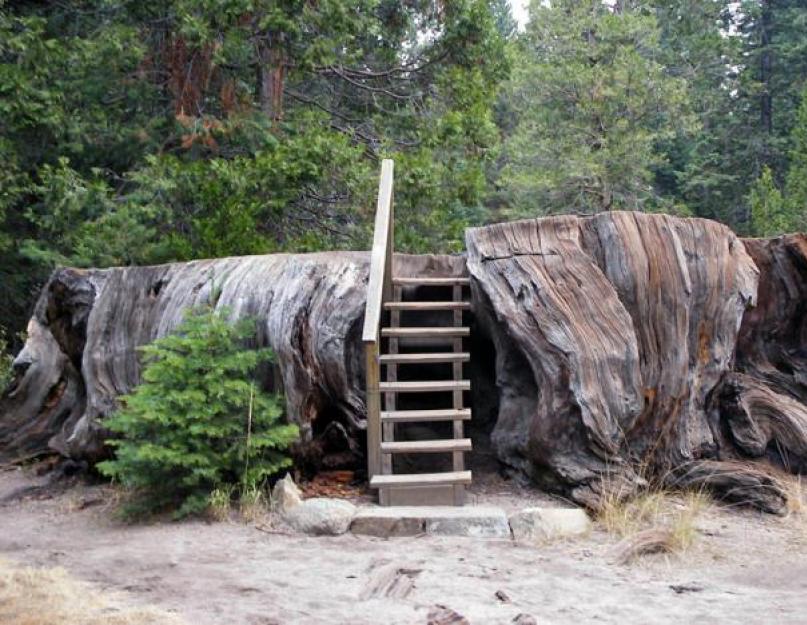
[97,307,298,519]
[0,328,13,391]
[749,166,788,237]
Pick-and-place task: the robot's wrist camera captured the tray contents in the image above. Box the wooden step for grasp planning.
[384,301,470,311]
[380,438,472,454]
[379,352,470,364]
[393,277,470,287]
[370,470,473,489]
[381,327,469,338]
[379,380,470,393]
[381,408,472,423]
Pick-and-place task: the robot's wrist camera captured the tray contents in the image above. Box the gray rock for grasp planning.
[271,473,302,513]
[283,498,356,536]
[509,507,591,543]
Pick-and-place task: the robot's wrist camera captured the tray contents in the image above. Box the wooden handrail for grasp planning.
[362,159,395,342]
[363,159,394,480]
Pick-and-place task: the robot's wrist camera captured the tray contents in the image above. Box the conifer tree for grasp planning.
[749,166,788,236]
[784,87,807,220]
[747,87,807,236]
[502,0,694,216]
[98,307,298,518]
[0,0,509,336]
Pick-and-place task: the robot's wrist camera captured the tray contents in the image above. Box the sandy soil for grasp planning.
[1,466,806,625]
[0,556,184,625]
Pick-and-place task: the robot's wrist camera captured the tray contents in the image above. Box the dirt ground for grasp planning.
[1,466,806,625]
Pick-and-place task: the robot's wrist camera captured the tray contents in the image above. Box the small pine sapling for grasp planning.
[98,306,298,518]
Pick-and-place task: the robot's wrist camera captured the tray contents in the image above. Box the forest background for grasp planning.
[1,0,806,352]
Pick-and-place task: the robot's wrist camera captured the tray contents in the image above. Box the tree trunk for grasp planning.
[760,0,774,140]
[257,36,286,122]
[466,212,798,513]
[3,214,807,513]
[725,234,807,479]
[166,36,214,117]
[0,253,465,472]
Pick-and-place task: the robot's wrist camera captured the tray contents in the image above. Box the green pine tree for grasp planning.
[0,327,12,391]
[748,87,807,237]
[784,87,807,220]
[749,166,788,236]
[653,1,807,231]
[0,1,509,336]
[654,0,745,224]
[97,307,298,518]
[501,0,695,216]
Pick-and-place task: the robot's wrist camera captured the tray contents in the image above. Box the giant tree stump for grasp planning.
[466,213,803,513]
[3,213,807,513]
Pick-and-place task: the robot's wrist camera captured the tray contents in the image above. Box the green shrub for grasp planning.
[0,327,13,391]
[97,307,298,518]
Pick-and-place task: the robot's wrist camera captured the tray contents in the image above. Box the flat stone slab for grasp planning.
[509,507,591,543]
[350,506,511,538]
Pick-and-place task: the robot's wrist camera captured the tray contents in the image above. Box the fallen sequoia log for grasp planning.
[3,212,807,513]
[0,252,465,469]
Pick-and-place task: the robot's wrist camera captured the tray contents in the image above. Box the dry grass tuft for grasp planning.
[668,491,707,551]
[599,487,710,562]
[206,484,269,524]
[782,475,806,517]
[779,474,807,541]
[0,558,185,625]
[612,528,677,564]
[599,490,664,538]
[206,485,234,522]
[238,484,269,524]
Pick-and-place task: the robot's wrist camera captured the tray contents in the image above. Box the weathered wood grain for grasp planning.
[465,212,788,510]
[4,213,807,514]
[0,252,465,468]
[736,235,807,400]
[723,234,807,478]
[717,373,807,472]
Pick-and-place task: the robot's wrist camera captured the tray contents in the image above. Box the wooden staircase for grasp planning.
[362,160,473,506]
[374,276,473,505]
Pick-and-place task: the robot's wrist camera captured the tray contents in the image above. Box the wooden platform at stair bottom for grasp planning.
[370,470,472,488]
[370,470,472,505]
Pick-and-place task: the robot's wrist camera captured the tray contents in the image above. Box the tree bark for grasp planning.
[722,234,807,480]
[466,212,796,513]
[0,253,465,471]
[735,235,807,400]
[257,36,286,122]
[4,214,807,514]
[760,0,774,140]
[166,36,214,117]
